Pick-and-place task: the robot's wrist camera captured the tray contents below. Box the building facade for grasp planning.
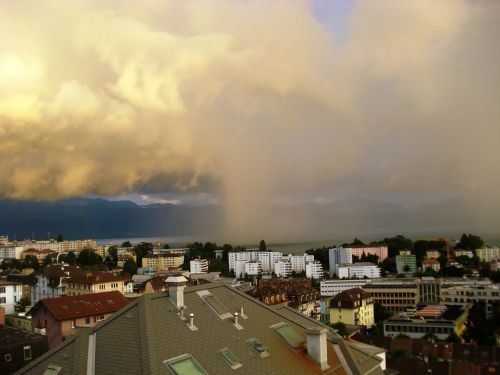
[320,279,371,297]
[396,251,417,275]
[328,248,353,277]
[476,247,500,262]
[141,254,184,271]
[329,288,374,328]
[190,259,209,273]
[337,262,381,279]
[442,284,500,319]
[349,246,388,262]
[64,272,128,296]
[0,280,23,314]
[31,265,82,305]
[422,258,441,272]
[305,261,324,279]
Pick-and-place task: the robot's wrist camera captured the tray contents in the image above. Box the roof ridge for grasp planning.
[138,294,159,374]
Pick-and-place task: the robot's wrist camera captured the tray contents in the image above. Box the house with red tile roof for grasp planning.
[28,291,130,348]
[63,271,130,296]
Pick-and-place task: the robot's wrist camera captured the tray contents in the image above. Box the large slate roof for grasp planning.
[17,282,385,375]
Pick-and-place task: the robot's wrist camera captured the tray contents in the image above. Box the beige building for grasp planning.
[476,247,500,262]
[425,250,440,259]
[64,272,129,296]
[142,254,184,271]
[363,281,418,312]
[329,288,374,328]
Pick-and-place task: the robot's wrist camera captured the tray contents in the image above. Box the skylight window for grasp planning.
[42,365,62,375]
[219,348,242,370]
[247,338,269,358]
[164,354,208,375]
[272,323,305,349]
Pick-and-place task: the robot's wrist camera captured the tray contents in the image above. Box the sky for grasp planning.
[0,0,499,241]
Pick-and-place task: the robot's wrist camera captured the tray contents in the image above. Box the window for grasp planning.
[5,353,12,362]
[42,365,63,375]
[85,317,91,324]
[0,286,5,293]
[0,297,6,303]
[248,338,269,358]
[272,323,305,349]
[24,345,32,360]
[164,354,208,375]
[219,348,242,369]
[98,314,105,321]
[71,319,76,328]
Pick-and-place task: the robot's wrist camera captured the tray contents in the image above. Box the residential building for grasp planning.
[305,261,324,279]
[363,280,418,312]
[328,247,352,277]
[0,280,23,314]
[141,253,184,271]
[349,246,388,262]
[476,247,500,262]
[28,291,130,349]
[383,305,468,340]
[31,265,82,304]
[320,279,371,297]
[228,251,284,273]
[284,254,315,273]
[396,250,416,275]
[337,262,381,279]
[190,258,209,274]
[5,312,33,332]
[330,288,375,328]
[274,260,292,278]
[454,249,474,258]
[0,325,48,374]
[421,258,441,272]
[0,269,36,305]
[64,271,129,296]
[117,252,136,268]
[442,284,500,318]
[243,261,261,278]
[19,278,387,375]
[0,235,8,245]
[425,250,440,259]
[0,246,24,260]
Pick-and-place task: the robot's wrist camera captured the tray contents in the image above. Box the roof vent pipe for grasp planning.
[233,312,239,325]
[306,328,329,370]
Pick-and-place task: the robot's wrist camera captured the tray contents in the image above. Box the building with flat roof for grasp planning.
[337,262,381,279]
[383,305,468,340]
[363,280,418,312]
[396,251,416,275]
[442,284,500,319]
[0,280,23,315]
[328,247,353,278]
[476,247,500,262]
[18,279,387,374]
[349,246,388,262]
[190,258,209,274]
[142,253,184,271]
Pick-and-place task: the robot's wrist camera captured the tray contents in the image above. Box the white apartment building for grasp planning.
[337,262,381,279]
[443,284,500,319]
[31,265,82,304]
[320,279,372,296]
[244,262,262,278]
[476,247,500,262]
[142,254,184,271]
[306,261,324,279]
[284,254,315,273]
[274,260,292,278]
[0,246,25,260]
[328,248,353,277]
[190,258,209,273]
[0,280,22,314]
[0,235,8,245]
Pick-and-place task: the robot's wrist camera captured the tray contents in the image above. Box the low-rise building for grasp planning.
[442,284,500,319]
[0,245,24,260]
[29,291,130,348]
[383,305,468,340]
[337,262,381,279]
[0,280,23,314]
[64,271,129,296]
[0,269,36,305]
[454,249,474,258]
[421,258,441,273]
[0,325,48,374]
[5,312,33,332]
[396,251,416,275]
[330,288,375,328]
[425,250,440,259]
[21,249,57,264]
[320,279,371,297]
[141,253,184,271]
[363,280,418,312]
[305,261,324,279]
[190,258,209,274]
[476,247,500,262]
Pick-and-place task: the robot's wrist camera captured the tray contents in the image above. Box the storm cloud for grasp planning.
[0,0,499,240]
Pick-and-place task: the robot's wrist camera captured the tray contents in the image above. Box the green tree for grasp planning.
[222,244,233,263]
[15,297,29,313]
[391,348,411,358]
[133,242,154,266]
[123,260,138,275]
[163,243,170,249]
[374,302,392,322]
[107,246,118,266]
[456,234,484,250]
[43,254,53,267]
[1,258,22,270]
[380,257,397,276]
[76,248,102,267]
[56,233,64,242]
[463,301,496,345]
[64,251,77,265]
[121,241,132,248]
[331,322,348,337]
[377,235,413,258]
[23,255,40,270]
[259,240,267,252]
[446,331,461,343]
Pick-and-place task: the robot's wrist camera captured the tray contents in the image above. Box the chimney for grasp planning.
[189,313,194,328]
[306,328,329,370]
[166,275,188,309]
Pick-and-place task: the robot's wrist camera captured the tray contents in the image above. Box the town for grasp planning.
[0,233,498,374]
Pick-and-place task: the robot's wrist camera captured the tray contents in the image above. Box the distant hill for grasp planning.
[0,198,222,240]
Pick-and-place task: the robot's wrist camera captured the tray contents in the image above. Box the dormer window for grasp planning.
[164,354,208,375]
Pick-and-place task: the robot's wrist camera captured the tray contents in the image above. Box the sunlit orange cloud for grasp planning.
[0,0,499,240]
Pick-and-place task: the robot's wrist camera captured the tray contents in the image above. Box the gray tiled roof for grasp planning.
[17,282,385,375]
